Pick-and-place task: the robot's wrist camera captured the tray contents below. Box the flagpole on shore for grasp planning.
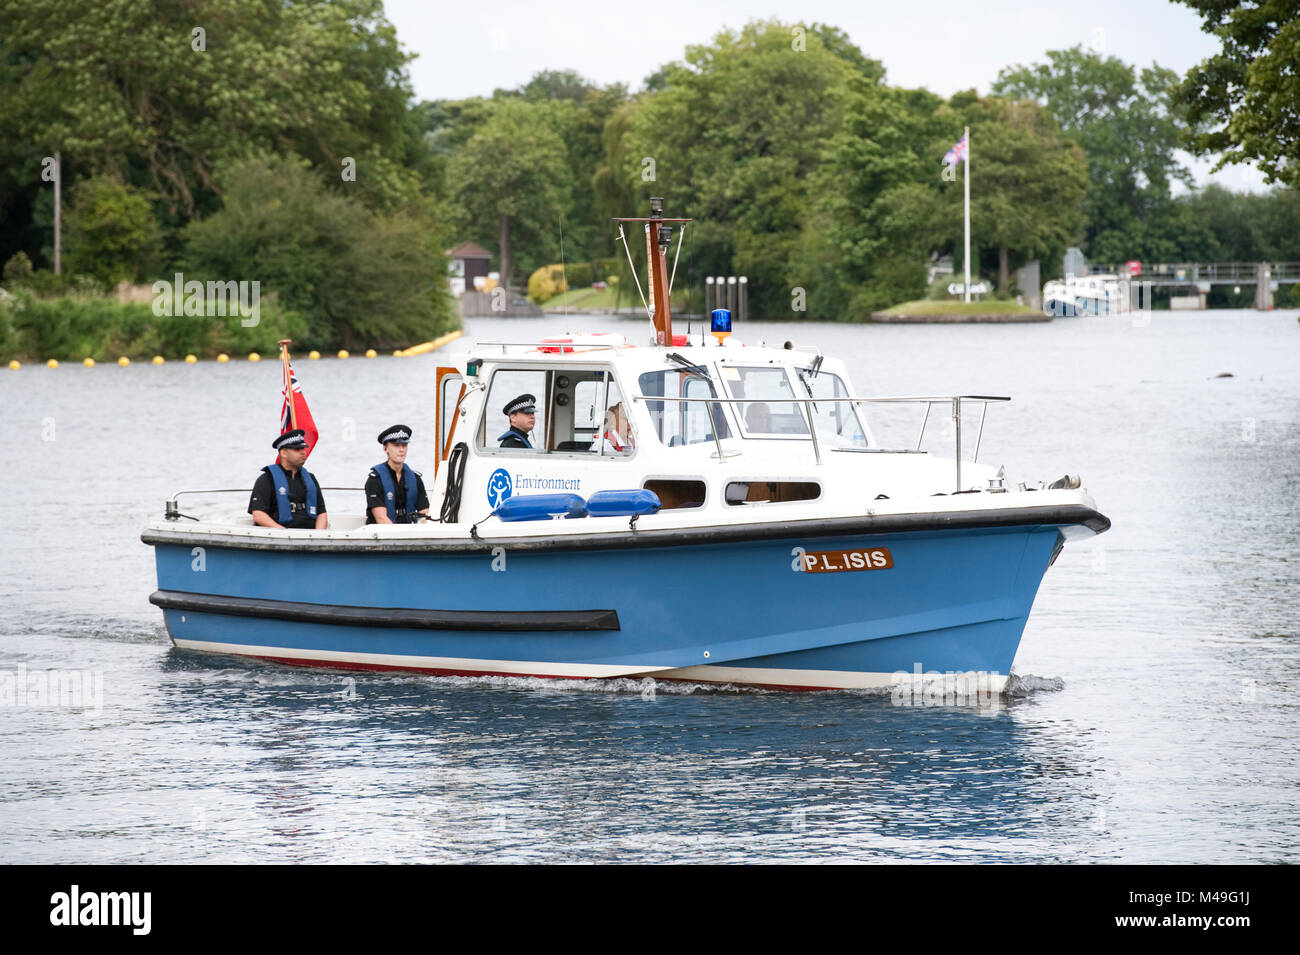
[963,126,971,304]
[278,339,297,430]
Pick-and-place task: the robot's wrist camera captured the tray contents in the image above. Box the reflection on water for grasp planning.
[0,310,1296,862]
[136,650,1100,864]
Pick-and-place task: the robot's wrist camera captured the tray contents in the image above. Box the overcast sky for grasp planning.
[385,0,1267,192]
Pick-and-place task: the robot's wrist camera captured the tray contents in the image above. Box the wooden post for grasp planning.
[53,151,61,276]
[499,214,511,292]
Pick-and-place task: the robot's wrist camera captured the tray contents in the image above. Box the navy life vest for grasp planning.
[497,427,532,448]
[267,463,319,525]
[374,462,418,522]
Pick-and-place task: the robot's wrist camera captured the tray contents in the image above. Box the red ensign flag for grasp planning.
[279,354,319,459]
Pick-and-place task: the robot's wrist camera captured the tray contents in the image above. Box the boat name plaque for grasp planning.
[799,548,894,574]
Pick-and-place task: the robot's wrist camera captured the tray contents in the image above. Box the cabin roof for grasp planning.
[447,241,493,260]
[460,335,827,374]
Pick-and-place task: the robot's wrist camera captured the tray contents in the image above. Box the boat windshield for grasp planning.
[721,366,809,437]
[639,369,732,446]
[795,367,871,448]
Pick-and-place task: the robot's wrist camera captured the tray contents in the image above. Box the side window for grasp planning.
[480,367,631,455]
[437,372,463,468]
[481,370,547,450]
[584,377,630,455]
[795,369,870,448]
[574,380,607,442]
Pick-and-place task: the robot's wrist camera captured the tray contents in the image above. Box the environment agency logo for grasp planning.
[487,469,512,507]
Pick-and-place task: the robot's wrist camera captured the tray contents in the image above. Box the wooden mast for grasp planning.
[613,198,690,346]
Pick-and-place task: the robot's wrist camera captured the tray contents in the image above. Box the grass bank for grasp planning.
[541,285,692,313]
[872,299,1048,323]
[0,290,306,362]
[878,299,1044,316]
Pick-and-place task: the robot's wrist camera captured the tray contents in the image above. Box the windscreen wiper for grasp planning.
[796,355,824,396]
[666,352,711,380]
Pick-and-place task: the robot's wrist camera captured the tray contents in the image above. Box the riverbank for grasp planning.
[0,290,460,363]
[871,300,1048,323]
[541,285,691,314]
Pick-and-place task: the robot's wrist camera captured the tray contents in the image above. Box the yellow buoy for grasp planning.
[309,350,321,360]
[216,353,229,363]
[364,348,377,358]
[337,349,350,359]
[7,359,19,370]
[248,352,261,362]
[47,359,59,368]
[185,354,197,364]
[83,357,95,367]
[117,356,130,366]
[392,349,403,357]
[152,355,165,365]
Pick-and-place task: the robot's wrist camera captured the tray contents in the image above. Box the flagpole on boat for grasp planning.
[963,126,971,304]
[612,198,690,346]
[278,339,298,430]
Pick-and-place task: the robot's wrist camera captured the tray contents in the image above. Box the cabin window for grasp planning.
[721,366,810,437]
[479,366,633,455]
[480,369,548,450]
[572,377,632,455]
[794,368,871,449]
[724,481,821,505]
[644,479,706,509]
[437,372,464,469]
[638,370,731,446]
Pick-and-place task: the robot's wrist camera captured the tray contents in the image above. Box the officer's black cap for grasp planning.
[378,424,413,445]
[273,429,308,451]
[504,393,536,416]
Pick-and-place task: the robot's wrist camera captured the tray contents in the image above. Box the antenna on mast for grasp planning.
[612,198,691,346]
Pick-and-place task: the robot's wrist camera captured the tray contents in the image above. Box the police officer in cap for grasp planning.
[365,424,430,524]
[498,394,536,449]
[249,429,328,529]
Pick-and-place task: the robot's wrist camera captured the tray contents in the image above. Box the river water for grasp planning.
[0,309,1296,863]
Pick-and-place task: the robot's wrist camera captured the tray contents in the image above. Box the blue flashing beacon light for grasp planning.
[710,308,732,344]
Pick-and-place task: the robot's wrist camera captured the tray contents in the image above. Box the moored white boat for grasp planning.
[1043,273,1133,316]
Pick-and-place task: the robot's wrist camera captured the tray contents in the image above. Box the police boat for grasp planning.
[142,200,1110,692]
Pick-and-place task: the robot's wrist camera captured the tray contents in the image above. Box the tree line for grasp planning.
[2,3,1298,341]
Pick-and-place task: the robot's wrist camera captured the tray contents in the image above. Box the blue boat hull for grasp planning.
[148,521,1069,690]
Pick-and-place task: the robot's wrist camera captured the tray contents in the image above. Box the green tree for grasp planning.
[183,156,455,350]
[469,72,633,266]
[1176,0,1300,188]
[0,0,418,271]
[937,96,1087,292]
[1169,184,1300,261]
[63,174,161,287]
[623,20,866,317]
[445,99,569,290]
[993,46,1191,264]
[811,83,952,314]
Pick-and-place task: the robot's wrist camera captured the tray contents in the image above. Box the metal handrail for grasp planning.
[630,394,1009,490]
[164,487,366,521]
[168,487,364,503]
[473,340,626,353]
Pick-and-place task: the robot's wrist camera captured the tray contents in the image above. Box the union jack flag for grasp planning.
[943,131,969,167]
[278,358,319,459]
